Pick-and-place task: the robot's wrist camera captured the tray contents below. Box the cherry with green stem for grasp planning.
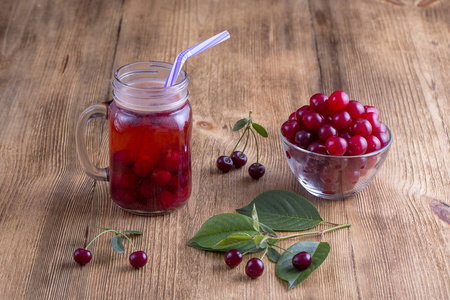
[73,227,146,268]
[217,111,268,177]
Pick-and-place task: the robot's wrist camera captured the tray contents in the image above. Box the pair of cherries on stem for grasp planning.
[216,111,267,179]
[224,249,312,279]
[73,227,147,268]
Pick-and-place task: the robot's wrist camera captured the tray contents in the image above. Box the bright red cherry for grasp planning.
[366,135,381,153]
[302,111,324,131]
[365,112,381,133]
[295,105,312,123]
[281,120,301,142]
[374,132,389,147]
[113,149,136,168]
[347,135,368,155]
[331,110,352,130]
[365,105,379,117]
[325,137,348,156]
[309,93,330,116]
[328,91,350,114]
[345,100,366,119]
[350,119,372,137]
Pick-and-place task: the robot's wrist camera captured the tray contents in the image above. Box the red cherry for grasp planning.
[340,130,352,140]
[307,141,327,154]
[318,124,338,142]
[151,168,172,187]
[350,119,372,137]
[366,135,381,153]
[365,112,381,133]
[117,169,140,189]
[346,135,368,155]
[302,111,324,131]
[331,110,352,130]
[137,178,157,199]
[160,150,180,172]
[309,93,330,116]
[319,165,340,184]
[328,91,350,114]
[345,100,366,119]
[295,105,312,123]
[281,120,301,141]
[159,191,176,209]
[288,112,296,121]
[364,105,379,117]
[374,132,389,147]
[113,149,136,168]
[325,137,348,156]
[133,156,155,177]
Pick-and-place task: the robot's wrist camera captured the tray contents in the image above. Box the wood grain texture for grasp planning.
[0,0,448,299]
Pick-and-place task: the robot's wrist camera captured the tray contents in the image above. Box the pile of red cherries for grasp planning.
[281,91,388,156]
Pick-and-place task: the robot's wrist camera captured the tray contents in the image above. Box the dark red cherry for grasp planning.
[74,248,92,265]
[292,251,312,271]
[245,258,264,279]
[129,251,148,268]
[216,156,233,173]
[224,249,243,268]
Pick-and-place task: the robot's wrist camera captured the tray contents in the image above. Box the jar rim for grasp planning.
[113,61,188,93]
[112,61,189,112]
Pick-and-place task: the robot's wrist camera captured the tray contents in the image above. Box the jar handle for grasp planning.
[75,101,110,181]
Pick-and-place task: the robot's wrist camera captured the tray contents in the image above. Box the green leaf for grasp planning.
[189,213,276,252]
[233,118,249,131]
[187,241,263,253]
[253,234,269,248]
[236,190,323,231]
[122,230,143,235]
[251,204,261,233]
[268,247,281,263]
[276,241,330,289]
[215,232,254,247]
[252,123,268,138]
[111,236,125,253]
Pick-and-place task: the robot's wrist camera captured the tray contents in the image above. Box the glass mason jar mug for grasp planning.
[76,61,192,216]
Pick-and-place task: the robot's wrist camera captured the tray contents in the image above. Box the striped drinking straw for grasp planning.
[164,30,230,87]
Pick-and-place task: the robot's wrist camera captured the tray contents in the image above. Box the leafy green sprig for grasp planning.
[231,111,268,164]
[188,190,351,289]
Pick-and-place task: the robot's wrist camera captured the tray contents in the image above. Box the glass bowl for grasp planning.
[280,126,392,200]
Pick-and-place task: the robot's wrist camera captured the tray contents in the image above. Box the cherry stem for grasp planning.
[85,229,117,249]
[242,128,250,153]
[118,232,137,251]
[250,128,259,164]
[273,224,351,241]
[229,126,249,157]
[260,246,269,260]
[271,244,295,255]
[85,229,137,251]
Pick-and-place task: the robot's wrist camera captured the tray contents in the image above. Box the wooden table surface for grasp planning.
[1,0,449,299]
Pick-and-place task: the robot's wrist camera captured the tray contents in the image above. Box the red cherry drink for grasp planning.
[108,85,192,214]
